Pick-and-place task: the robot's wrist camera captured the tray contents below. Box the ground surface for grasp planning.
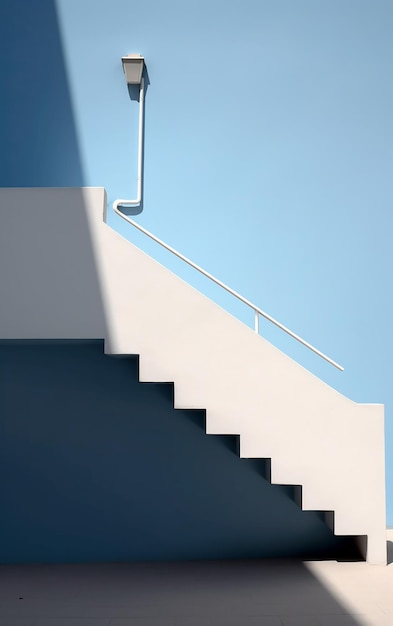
[0,532,392,626]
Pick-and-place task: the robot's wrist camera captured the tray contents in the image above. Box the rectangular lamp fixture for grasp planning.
[121,54,145,85]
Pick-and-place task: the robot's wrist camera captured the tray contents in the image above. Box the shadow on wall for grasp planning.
[0,0,84,186]
[0,188,107,339]
[0,340,362,564]
[388,540,393,565]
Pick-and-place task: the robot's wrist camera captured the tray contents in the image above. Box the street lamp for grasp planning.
[113,55,145,212]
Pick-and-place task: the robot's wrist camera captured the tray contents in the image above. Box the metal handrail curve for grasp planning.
[112,207,344,371]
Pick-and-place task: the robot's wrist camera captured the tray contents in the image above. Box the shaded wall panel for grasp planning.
[0,341,356,563]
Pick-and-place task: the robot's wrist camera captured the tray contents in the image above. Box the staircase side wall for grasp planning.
[0,188,106,339]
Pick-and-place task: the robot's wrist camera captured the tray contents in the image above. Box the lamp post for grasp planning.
[113,55,145,212]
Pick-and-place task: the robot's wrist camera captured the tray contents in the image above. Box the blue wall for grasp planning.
[1,0,393,523]
[0,0,84,186]
[0,341,357,563]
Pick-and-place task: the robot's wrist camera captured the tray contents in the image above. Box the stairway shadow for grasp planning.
[0,340,362,564]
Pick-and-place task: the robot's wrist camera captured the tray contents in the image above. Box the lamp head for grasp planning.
[121,54,145,85]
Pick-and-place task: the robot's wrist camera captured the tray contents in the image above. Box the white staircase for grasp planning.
[0,187,386,564]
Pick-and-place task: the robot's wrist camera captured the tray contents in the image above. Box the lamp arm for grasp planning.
[113,76,145,211]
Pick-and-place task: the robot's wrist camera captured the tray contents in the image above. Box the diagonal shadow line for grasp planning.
[0,341,363,566]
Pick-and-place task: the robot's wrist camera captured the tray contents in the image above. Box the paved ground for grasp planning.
[0,534,392,626]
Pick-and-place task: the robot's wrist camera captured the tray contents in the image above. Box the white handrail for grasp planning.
[112,72,343,371]
[113,208,344,371]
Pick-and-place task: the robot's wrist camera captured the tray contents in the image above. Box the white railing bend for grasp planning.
[113,76,145,212]
[112,208,344,371]
[113,67,343,371]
